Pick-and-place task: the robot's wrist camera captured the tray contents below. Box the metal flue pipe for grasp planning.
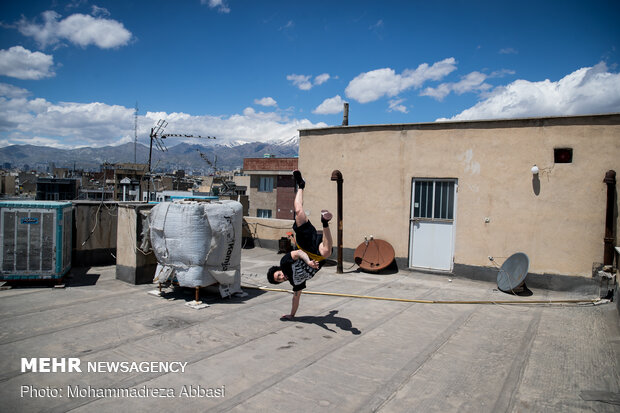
[603,170,616,266]
[331,170,343,273]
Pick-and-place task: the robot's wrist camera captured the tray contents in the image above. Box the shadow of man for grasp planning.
[283,310,361,335]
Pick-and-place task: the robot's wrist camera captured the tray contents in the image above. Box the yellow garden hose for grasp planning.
[244,285,605,306]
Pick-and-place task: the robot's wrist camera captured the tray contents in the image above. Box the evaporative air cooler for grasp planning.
[0,201,72,280]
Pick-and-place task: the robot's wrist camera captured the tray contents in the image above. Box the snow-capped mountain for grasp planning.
[0,138,299,173]
[268,135,299,146]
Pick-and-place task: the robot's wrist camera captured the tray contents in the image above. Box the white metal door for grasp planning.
[409,179,457,271]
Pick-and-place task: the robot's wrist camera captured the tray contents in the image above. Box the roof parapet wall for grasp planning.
[299,113,620,136]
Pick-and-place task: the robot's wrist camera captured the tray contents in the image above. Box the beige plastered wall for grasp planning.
[244,217,294,242]
[299,115,620,277]
[248,176,277,217]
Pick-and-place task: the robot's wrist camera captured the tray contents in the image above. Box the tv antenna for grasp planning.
[145,119,216,201]
[196,149,238,195]
[196,149,218,175]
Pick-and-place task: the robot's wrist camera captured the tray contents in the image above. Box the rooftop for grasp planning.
[298,112,620,135]
[1,247,619,412]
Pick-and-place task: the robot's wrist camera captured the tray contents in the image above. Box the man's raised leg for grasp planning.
[293,170,307,227]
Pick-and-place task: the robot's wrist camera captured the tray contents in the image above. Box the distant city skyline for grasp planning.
[1,0,619,149]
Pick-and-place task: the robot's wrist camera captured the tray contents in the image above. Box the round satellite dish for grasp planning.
[354,239,395,272]
[497,252,529,293]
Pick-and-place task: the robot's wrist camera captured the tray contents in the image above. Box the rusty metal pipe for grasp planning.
[331,170,343,273]
[603,170,616,266]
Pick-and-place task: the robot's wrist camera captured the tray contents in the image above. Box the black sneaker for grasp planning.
[293,170,305,189]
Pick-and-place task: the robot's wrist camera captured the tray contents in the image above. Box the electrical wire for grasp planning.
[80,202,102,246]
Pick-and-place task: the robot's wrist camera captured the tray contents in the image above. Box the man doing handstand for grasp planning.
[267,170,333,319]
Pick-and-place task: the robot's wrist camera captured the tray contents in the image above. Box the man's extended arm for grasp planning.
[282,290,302,320]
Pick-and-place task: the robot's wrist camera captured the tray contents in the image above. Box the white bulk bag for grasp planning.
[149,200,243,291]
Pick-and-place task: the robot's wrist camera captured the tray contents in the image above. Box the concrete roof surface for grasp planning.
[1,247,619,412]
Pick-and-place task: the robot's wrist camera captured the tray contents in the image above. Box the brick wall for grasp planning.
[276,175,295,219]
[243,158,298,171]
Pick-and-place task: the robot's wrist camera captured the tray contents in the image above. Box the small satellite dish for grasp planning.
[354,238,395,272]
[497,252,529,293]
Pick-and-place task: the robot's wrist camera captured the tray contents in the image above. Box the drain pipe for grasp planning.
[331,170,344,273]
[604,170,616,266]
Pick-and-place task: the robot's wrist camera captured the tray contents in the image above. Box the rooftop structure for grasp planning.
[299,113,620,279]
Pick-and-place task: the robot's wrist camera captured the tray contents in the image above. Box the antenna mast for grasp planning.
[145,119,216,202]
[134,102,138,164]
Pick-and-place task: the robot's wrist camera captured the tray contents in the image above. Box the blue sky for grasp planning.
[0,0,619,149]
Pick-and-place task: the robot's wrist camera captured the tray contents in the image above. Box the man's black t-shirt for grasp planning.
[280,252,319,291]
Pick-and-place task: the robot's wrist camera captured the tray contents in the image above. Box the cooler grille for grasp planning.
[2,210,56,273]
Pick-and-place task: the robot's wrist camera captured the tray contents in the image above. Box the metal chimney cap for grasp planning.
[604,170,616,184]
[331,170,343,181]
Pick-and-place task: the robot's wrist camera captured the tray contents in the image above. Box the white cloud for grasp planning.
[489,69,516,78]
[66,0,88,10]
[0,86,327,148]
[314,73,330,86]
[370,19,384,30]
[452,72,491,94]
[18,10,132,49]
[421,71,491,101]
[254,97,277,107]
[369,19,385,38]
[0,83,30,98]
[438,62,620,121]
[203,0,230,14]
[280,20,294,30]
[0,96,135,148]
[345,57,457,103]
[0,46,55,80]
[287,73,332,90]
[388,98,408,113]
[91,5,110,17]
[313,95,346,115]
[287,74,312,90]
[499,48,518,55]
[419,83,452,101]
[142,110,326,146]
[8,136,77,149]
